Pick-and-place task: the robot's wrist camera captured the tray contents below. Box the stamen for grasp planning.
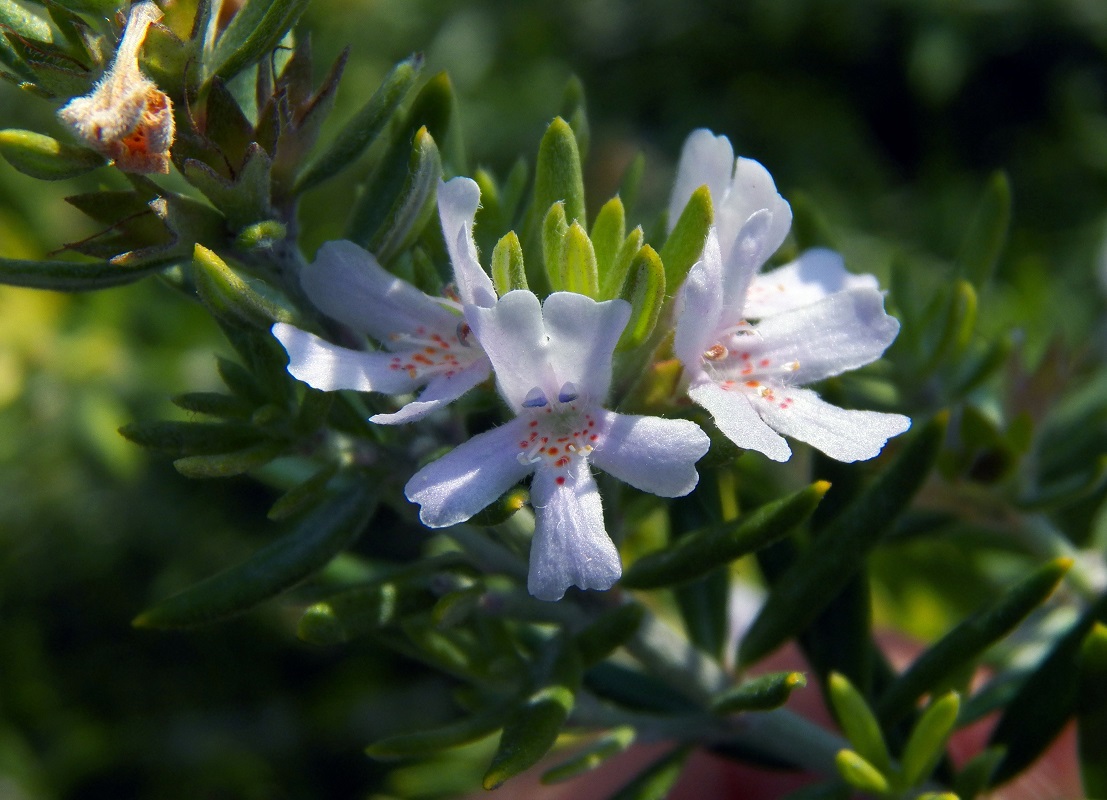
[442,283,462,303]
[703,343,728,361]
[558,382,579,403]
[783,360,800,372]
[456,321,473,347]
[522,387,549,408]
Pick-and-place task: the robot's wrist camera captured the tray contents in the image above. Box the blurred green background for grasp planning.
[2,0,1106,797]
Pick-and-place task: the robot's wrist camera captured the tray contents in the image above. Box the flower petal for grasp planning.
[752,387,911,462]
[370,357,492,424]
[438,177,497,307]
[668,129,734,234]
[528,460,621,601]
[674,228,725,367]
[720,208,777,315]
[467,290,554,411]
[745,248,879,318]
[590,410,709,498]
[405,416,533,528]
[301,240,457,339]
[272,322,416,394]
[715,157,792,266]
[543,292,630,402]
[748,288,900,384]
[688,380,791,462]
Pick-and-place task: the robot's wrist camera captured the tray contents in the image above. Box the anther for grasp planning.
[522,387,549,408]
[558,382,579,403]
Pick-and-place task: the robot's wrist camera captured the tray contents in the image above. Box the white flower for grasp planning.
[272,177,496,423]
[405,290,711,601]
[675,224,910,463]
[669,128,877,316]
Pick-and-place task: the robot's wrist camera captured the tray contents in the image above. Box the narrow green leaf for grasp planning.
[0,128,104,179]
[827,672,892,775]
[658,184,712,291]
[0,255,168,291]
[172,391,254,419]
[789,191,841,251]
[235,220,288,250]
[1078,623,1107,798]
[953,746,1005,800]
[711,671,807,714]
[559,75,589,160]
[134,484,377,628]
[296,53,422,193]
[617,152,646,217]
[607,745,691,800]
[490,230,527,295]
[206,0,310,83]
[483,685,574,789]
[541,726,636,785]
[366,703,510,758]
[431,583,484,629]
[601,225,644,300]
[298,572,443,645]
[192,244,297,329]
[924,279,977,372]
[615,244,665,351]
[542,201,569,292]
[591,196,626,288]
[181,144,274,230]
[622,481,829,589]
[534,116,585,226]
[834,749,890,795]
[988,590,1107,784]
[877,557,1072,726]
[0,0,53,41]
[267,463,339,521]
[172,440,285,478]
[559,221,600,297]
[902,692,960,787]
[119,420,263,456]
[574,603,644,667]
[956,171,1011,288]
[368,127,442,264]
[739,414,947,667]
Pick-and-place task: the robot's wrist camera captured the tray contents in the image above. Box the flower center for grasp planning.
[516,383,600,485]
[386,324,479,380]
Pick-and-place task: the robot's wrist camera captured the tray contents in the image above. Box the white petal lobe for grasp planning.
[590,410,709,497]
[272,322,415,394]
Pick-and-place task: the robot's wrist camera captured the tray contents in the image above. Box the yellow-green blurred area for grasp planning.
[1,0,1107,797]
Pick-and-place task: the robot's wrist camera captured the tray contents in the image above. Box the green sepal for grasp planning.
[617,152,646,217]
[366,701,510,759]
[40,0,118,18]
[118,420,264,456]
[468,485,529,527]
[739,414,947,667]
[0,255,168,291]
[0,129,105,179]
[924,279,977,373]
[192,244,297,329]
[711,671,807,714]
[658,184,712,290]
[267,463,340,521]
[173,440,286,478]
[201,78,255,174]
[205,0,310,84]
[368,126,442,264]
[172,391,254,419]
[622,481,829,589]
[133,484,377,628]
[235,220,288,250]
[490,230,528,295]
[542,201,569,292]
[181,144,274,230]
[953,746,1005,800]
[902,691,960,788]
[601,225,644,300]
[345,72,452,247]
[534,116,586,226]
[914,793,959,800]
[541,726,636,785]
[591,196,626,292]
[876,556,1072,726]
[827,672,892,775]
[615,244,665,351]
[574,603,644,667]
[432,583,484,629]
[988,590,1107,785]
[295,53,422,193]
[0,0,52,43]
[834,749,890,796]
[956,170,1011,289]
[606,744,691,800]
[559,221,600,297]
[1078,623,1107,798]
[482,684,575,789]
